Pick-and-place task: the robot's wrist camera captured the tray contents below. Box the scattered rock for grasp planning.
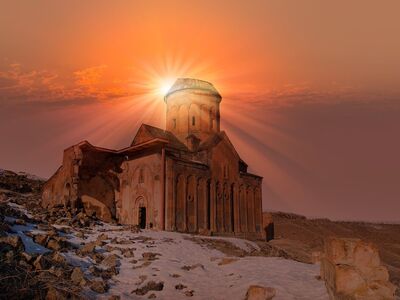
[75,231,85,239]
[142,252,160,261]
[218,257,238,266]
[52,251,66,264]
[33,234,48,246]
[184,290,194,297]
[70,267,85,285]
[102,254,120,268]
[46,286,69,300]
[97,233,109,241]
[132,281,164,296]
[46,238,62,251]
[148,293,156,299]
[321,237,397,300]
[21,251,33,262]
[15,218,26,225]
[122,248,135,258]
[90,279,108,293]
[245,285,276,300]
[0,235,24,250]
[33,254,48,270]
[181,263,204,271]
[80,241,97,255]
[175,283,187,290]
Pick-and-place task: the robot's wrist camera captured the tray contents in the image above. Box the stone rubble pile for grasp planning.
[321,237,396,300]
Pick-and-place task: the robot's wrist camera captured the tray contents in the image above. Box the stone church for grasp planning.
[42,78,264,239]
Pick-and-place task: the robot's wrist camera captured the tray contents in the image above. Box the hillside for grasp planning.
[0,169,398,298]
[268,212,400,296]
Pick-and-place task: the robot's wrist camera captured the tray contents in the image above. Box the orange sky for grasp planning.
[1,0,400,221]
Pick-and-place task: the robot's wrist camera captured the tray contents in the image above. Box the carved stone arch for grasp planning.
[189,103,200,130]
[210,107,216,131]
[169,105,178,130]
[200,104,209,131]
[133,195,148,228]
[132,164,152,185]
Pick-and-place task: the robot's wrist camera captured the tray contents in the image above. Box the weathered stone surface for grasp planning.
[102,254,120,268]
[132,281,164,296]
[80,241,97,254]
[97,233,109,241]
[90,279,108,293]
[324,237,380,268]
[321,237,396,300]
[70,267,85,285]
[45,286,69,300]
[353,280,397,300]
[142,252,160,261]
[33,254,48,270]
[46,238,62,251]
[122,248,135,258]
[0,235,23,250]
[245,285,276,300]
[52,252,66,264]
[33,234,48,246]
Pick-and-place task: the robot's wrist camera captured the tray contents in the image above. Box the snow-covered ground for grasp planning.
[64,224,328,300]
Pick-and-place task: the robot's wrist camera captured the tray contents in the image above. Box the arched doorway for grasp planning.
[139,206,146,229]
[134,196,147,228]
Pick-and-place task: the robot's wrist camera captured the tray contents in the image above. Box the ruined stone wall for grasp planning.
[117,153,163,229]
[76,145,121,222]
[42,145,81,208]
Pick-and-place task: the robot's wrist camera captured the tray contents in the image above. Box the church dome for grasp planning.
[165,78,221,99]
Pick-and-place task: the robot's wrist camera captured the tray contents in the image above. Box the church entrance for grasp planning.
[139,207,146,229]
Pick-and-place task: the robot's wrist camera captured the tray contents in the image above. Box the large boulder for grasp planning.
[321,237,396,300]
[245,285,276,300]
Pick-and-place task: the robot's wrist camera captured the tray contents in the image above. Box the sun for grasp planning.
[158,78,175,96]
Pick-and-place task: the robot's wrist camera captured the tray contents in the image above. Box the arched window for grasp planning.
[139,168,144,183]
[192,116,196,126]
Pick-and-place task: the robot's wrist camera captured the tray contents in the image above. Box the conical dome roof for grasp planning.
[165,78,221,98]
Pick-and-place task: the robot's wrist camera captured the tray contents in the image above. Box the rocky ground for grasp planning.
[0,169,398,299]
[268,211,400,297]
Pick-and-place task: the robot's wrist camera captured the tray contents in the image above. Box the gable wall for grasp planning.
[117,153,163,229]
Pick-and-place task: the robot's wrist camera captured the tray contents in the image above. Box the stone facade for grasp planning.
[42,78,263,239]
